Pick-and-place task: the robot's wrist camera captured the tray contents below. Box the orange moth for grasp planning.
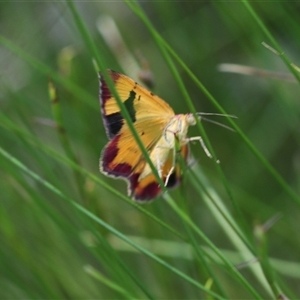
[99,70,215,202]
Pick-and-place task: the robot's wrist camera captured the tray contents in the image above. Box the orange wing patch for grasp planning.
[99,70,174,139]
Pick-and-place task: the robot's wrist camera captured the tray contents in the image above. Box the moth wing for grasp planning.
[99,69,175,139]
[100,117,171,177]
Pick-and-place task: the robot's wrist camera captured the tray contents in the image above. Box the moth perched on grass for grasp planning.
[99,69,233,201]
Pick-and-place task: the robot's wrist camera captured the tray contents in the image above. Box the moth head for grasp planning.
[185,113,197,126]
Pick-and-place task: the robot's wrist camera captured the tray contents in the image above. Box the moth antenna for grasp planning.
[196,112,238,118]
[200,116,236,132]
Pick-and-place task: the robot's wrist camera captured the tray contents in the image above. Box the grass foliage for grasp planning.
[1,1,300,299]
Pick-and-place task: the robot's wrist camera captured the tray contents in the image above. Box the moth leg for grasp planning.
[164,133,179,187]
[155,131,177,187]
[186,136,215,161]
[164,146,176,187]
[164,167,174,187]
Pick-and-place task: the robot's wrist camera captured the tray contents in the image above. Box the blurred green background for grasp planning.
[1,1,300,299]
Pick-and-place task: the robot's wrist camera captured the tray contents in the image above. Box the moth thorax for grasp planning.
[185,113,197,126]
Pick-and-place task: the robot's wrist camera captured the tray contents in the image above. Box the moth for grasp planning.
[99,69,217,202]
